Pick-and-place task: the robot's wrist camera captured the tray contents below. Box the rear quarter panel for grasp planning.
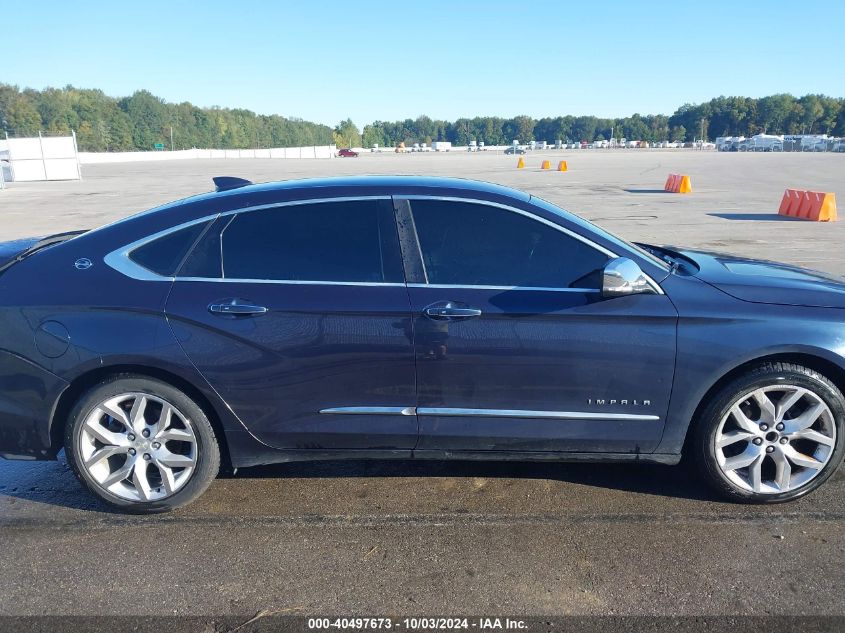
[0,235,255,458]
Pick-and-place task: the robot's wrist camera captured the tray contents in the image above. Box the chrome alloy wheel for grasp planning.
[78,393,198,502]
[715,385,837,494]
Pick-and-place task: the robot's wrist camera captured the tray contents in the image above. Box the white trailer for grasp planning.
[716,136,744,151]
[748,134,783,152]
[431,142,452,152]
[800,135,830,151]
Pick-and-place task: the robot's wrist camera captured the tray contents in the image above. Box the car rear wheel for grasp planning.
[694,362,845,503]
[65,375,220,513]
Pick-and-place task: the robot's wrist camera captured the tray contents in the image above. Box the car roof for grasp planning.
[89,176,535,244]
[211,175,531,202]
[140,176,532,219]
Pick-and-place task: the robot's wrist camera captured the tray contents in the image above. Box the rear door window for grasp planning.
[220,199,404,283]
[129,221,210,277]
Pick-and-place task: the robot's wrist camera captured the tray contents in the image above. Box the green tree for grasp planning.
[362,123,387,147]
[758,94,794,134]
[4,97,42,135]
[570,116,598,142]
[95,119,112,151]
[121,90,167,149]
[798,95,824,134]
[503,115,535,143]
[332,118,361,148]
[2,84,842,152]
[818,97,842,135]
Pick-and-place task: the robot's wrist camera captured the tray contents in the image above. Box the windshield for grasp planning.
[528,196,671,271]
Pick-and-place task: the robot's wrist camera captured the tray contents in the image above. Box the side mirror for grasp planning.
[602,257,657,298]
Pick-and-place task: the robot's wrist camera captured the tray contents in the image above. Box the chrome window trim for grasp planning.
[396,195,664,295]
[417,407,660,422]
[103,215,221,282]
[103,193,663,295]
[104,196,393,283]
[396,195,617,257]
[407,283,600,294]
[177,278,406,287]
[529,194,672,273]
[212,195,391,219]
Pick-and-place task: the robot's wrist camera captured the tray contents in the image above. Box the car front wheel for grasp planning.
[65,375,220,513]
[695,362,845,503]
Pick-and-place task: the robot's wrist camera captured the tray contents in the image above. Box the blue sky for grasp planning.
[6,1,844,127]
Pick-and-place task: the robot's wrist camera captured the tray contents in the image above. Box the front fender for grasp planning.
[657,275,845,453]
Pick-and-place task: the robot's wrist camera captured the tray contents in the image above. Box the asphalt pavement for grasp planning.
[1,455,843,617]
[1,151,844,624]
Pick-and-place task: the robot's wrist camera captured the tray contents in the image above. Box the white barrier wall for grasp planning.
[0,142,8,189]
[7,135,81,181]
[79,145,336,164]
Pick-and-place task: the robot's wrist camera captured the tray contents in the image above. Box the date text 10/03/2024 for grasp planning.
[307,618,528,630]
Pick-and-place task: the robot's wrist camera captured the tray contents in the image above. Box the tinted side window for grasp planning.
[411,200,608,288]
[177,216,227,278]
[221,200,403,282]
[129,221,210,276]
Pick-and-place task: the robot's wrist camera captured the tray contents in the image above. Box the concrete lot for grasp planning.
[0,150,844,619]
[2,149,844,272]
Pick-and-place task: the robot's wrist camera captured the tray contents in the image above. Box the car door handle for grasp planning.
[208,300,268,316]
[424,306,483,321]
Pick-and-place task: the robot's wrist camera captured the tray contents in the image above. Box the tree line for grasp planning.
[363,94,843,147]
[0,84,333,151]
[1,84,842,152]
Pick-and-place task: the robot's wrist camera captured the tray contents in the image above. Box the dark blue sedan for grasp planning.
[1,176,842,512]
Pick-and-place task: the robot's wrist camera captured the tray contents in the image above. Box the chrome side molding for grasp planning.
[418,407,660,421]
[319,406,417,416]
[319,406,659,421]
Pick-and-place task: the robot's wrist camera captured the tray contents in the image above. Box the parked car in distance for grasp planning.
[337,148,358,157]
[504,146,525,154]
[1,175,844,512]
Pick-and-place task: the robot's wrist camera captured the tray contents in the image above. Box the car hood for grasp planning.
[667,246,845,308]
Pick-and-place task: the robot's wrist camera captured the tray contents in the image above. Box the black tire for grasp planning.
[694,362,845,503]
[65,374,220,513]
